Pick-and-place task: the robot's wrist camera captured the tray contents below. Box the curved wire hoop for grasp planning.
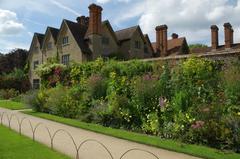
[50,129,78,155]
[119,148,160,159]
[0,112,161,159]
[77,139,114,159]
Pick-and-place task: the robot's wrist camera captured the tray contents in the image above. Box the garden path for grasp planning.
[0,108,202,159]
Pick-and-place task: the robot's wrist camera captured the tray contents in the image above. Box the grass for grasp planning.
[24,111,240,159]
[0,100,26,110]
[0,124,70,159]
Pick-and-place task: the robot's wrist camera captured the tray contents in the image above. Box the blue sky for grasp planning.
[0,0,239,53]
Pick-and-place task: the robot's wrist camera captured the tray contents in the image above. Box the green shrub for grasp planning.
[23,90,42,112]
[29,57,240,153]
[0,89,19,99]
[86,74,107,100]
[0,69,30,92]
[224,61,240,105]
[142,112,160,135]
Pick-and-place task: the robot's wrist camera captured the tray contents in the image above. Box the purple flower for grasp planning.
[159,97,167,108]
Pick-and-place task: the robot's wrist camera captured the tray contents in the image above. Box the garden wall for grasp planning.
[144,49,240,68]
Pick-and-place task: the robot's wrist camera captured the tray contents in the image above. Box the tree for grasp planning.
[189,44,208,49]
[0,49,28,75]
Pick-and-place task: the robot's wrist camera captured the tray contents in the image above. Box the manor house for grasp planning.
[28,3,239,89]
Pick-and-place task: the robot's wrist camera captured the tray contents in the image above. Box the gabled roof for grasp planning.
[42,27,59,50]
[29,33,44,52]
[144,34,154,53]
[102,20,119,44]
[115,26,139,42]
[61,19,91,54]
[28,33,44,60]
[168,37,185,51]
[151,37,186,54]
[35,33,45,48]
[48,27,59,42]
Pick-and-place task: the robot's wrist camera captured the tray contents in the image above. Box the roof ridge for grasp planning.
[63,19,77,25]
[47,26,59,30]
[34,32,44,36]
[115,25,139,33]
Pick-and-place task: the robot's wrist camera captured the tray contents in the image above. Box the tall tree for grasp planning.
[0,49,28,75]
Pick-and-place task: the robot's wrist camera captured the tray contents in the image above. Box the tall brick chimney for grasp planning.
[155,27,161,53]
[211,25,219,50]
[88,4,102,35]
[155,25,168,56]
[230,28,234,44]
[76,16,89,26]
[172,33,178,39]
[224,23,233,49]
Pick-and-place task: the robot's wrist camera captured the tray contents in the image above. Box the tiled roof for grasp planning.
[64,20,91,54]
[102,20,119,44]
[35,33,45,48]
[48,27,59,42]
[115,26,139,42]
[151,37,186,54]
[144,34,154,53]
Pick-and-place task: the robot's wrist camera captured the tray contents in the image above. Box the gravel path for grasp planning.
[0,108,202,159]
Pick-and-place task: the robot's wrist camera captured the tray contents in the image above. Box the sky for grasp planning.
[0,0,240,53]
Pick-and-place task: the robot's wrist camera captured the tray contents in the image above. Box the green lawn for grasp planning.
[24,111,240,159]
[0,125,70,159]
[0,100,26,110]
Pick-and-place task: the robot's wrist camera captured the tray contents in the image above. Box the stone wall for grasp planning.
[143,49,240,67]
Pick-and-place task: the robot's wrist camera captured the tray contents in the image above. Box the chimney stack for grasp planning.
[76,16,89,26]
[155,25,168,56]
[172,33,179,39]
[230,28,234,44]
[87,4,102,35]
[224,23,233,49]
[211,25,219,50]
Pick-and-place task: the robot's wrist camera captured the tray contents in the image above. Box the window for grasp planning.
[34,46,39,53]
[135,41,141,49]
[62,54,70,65]
[62,36,69,46]
[47,42,52,50]
[33,79,40,89]
[33,61,39,70]
[102,37,109,45]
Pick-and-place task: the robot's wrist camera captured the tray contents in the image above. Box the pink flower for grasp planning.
[191,120,205,129]
[54,67,62,76]
[142,73,152,81]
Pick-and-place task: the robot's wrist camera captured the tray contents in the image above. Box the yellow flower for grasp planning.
[237,112,240,116]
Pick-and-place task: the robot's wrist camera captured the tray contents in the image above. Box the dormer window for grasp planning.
[62,36,69,46]
[135,41,141,49]
[47,42,52,50]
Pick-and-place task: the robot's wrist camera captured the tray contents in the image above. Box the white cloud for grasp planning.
[0,9,24,36]
[97,0,111,3]
[0,38,29,53]
[112,0,240,45]
[50,0,81,16]
[96,0,131,4]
